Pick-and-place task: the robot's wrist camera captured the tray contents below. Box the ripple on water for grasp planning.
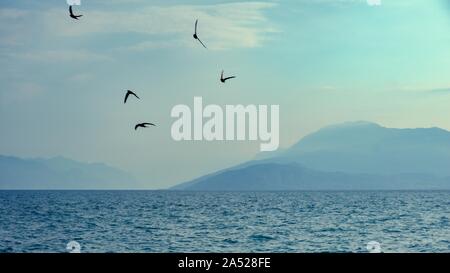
[0,191,449,252]
[249,234,276,242]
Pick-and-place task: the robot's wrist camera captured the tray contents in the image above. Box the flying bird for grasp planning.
[124,90,140,104]
[220,70,236,83]
[135,123,156,130]
[193,19,207,49]
[69,5,82,20]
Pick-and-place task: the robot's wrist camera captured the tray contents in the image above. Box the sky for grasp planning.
[1,0,450,188]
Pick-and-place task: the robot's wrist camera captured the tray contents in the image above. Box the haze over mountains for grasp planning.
[173,121,450,190]
[0,155,138,189]
[281,121,450,176]
[2,121,450,190]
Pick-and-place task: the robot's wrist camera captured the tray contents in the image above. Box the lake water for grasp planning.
[0,191,449,253]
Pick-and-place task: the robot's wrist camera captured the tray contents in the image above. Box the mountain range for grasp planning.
[173,121,450,190]
[0,155,138,189]
[2,121,450,190]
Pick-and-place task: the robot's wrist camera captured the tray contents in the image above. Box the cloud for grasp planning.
[0,82,44,103]
[0,2,278,63]
[294,0,387,7]
[0,9,31,47]
[68,73,94,82]
[6,50,112,62]
[397,87,450,96]
[0,8,29,20]
[123,40,181,51]
[427,88,450,94]
[42,2,278,50]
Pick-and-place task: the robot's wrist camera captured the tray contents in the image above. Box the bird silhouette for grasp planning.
[69,5,82,20]
[193,19,207,49]
[135,123,156,130]
[124,90,140,104]
[220,70,236,83]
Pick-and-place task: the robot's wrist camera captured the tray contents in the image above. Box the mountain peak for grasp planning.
[334,120,379,127]
[173,122,450,191]
[320,121,381,131]
[279,121,450,177]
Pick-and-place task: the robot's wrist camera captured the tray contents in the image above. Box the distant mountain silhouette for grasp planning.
[0,155,138,189]
[279,121,450,176]
[173,162,450,191]
[173,121,450,190]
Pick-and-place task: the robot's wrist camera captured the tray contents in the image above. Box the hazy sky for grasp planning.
[1,0,450,188]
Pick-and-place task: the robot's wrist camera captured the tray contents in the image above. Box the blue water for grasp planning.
[0,191,449,253]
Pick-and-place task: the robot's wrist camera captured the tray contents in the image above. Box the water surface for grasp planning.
[0,191,448,252]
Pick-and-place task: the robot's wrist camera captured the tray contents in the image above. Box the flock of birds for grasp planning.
[123,90,155,130]
[67,5,237,131]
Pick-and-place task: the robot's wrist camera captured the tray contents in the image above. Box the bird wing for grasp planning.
[197,37,207,49]
[69,6,74,16]
[221,70,224,80]
[195,19,198,34]
[131,91,140,99]
[143,123,156,127]
[124,90,139,103]
[134,124,140,130]
[224,76,236,81]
